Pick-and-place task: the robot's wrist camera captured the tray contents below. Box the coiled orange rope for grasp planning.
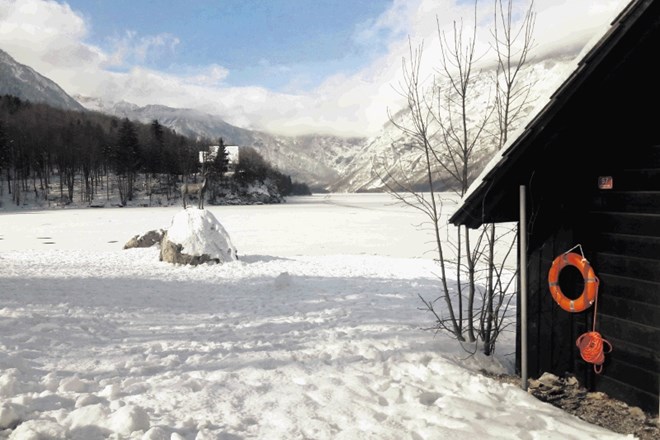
[576,331,612,374]
[574,271,612,374]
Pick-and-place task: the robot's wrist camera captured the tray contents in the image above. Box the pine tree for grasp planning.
[209,137,229,177]
[115,118,141,203]
[149,119,165,175]
[0,121,8,196]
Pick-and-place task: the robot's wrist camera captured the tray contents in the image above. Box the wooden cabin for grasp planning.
[450,0,659,414]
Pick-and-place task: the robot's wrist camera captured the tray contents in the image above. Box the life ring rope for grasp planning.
[547,244,612,374]
[577,276,612,374]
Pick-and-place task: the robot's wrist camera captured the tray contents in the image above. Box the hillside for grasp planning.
[76,97,365,192]
[1,45,587,194]
[0,48,85,112]
[329,54,581,193]
[0,95,306,210]
[76,51,578,195]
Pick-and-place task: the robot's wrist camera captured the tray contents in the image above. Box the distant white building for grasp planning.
[204,145,240,171]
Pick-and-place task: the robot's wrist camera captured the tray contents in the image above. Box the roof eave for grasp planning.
[449,0,652,229]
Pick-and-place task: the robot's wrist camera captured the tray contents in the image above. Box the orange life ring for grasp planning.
[548,252,598,312]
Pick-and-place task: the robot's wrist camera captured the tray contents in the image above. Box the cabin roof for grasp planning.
[449,0,657,229]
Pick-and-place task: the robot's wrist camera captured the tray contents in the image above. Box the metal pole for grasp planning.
[520,185,529,390]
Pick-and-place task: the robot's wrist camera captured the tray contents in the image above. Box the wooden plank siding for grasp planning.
[452,1,660,415]
[524,228,590,381]
[581,143,660,412]
[522,142,660,414]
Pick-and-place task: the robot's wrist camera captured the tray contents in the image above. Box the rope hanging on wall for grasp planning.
[548,244,613,374]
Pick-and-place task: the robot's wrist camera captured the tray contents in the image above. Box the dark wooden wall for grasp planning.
[584,143,660,413]
[515,0,660,412]
[520,143,660,414]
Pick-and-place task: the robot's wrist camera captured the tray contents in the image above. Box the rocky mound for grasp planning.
[484,371,659,439]
[160,208,238,265]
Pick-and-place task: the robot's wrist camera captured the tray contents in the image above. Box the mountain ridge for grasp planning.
[75,95,366,191]
[1,47,582,193]
[0,48,85,112]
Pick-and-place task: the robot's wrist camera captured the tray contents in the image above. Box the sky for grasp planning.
[0,194,634,439]
[0,0,630,137]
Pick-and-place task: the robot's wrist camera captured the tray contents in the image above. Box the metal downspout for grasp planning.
[520,185,528,390]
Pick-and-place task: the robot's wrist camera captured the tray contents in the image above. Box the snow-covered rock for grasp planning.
[160,208,238,265]
[123,229,165,249]
[108,404,150,436]
[0,402,23,430]
[8,419,68,439]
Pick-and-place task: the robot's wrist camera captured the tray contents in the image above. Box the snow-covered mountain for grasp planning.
[76,96,365,191]
[2,43,582,193]
[77,52,577,193]
[329,54,581,193]
[0,49,85,112]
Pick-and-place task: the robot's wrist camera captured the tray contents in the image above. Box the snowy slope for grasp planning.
[76,52,588,194]
[76,97,364,191]
[330,55,579,193]
[0,49,85,112]
[1,36,614,195]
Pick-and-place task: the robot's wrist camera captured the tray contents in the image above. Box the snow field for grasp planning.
[0,194,631,439]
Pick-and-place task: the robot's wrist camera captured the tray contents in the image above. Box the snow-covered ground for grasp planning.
[0,194,631,439]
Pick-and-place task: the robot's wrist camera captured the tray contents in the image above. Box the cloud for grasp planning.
[185,64,230,87]
[0,0,630,138]
[0,0,104,69]
[531,0,629,57]
[105,31,180,68]
[352,0,411,48]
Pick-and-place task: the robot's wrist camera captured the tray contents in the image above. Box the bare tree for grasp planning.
[378,0,535,355]
[433,4,494,344]
[381,40,464,341]
[480,0,535,355]
[492,0,535,149]
[435,8,492,197]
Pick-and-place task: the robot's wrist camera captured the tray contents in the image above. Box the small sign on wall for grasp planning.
[598,176,613,190]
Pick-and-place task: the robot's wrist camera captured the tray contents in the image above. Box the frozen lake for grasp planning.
[0,193,449,258]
